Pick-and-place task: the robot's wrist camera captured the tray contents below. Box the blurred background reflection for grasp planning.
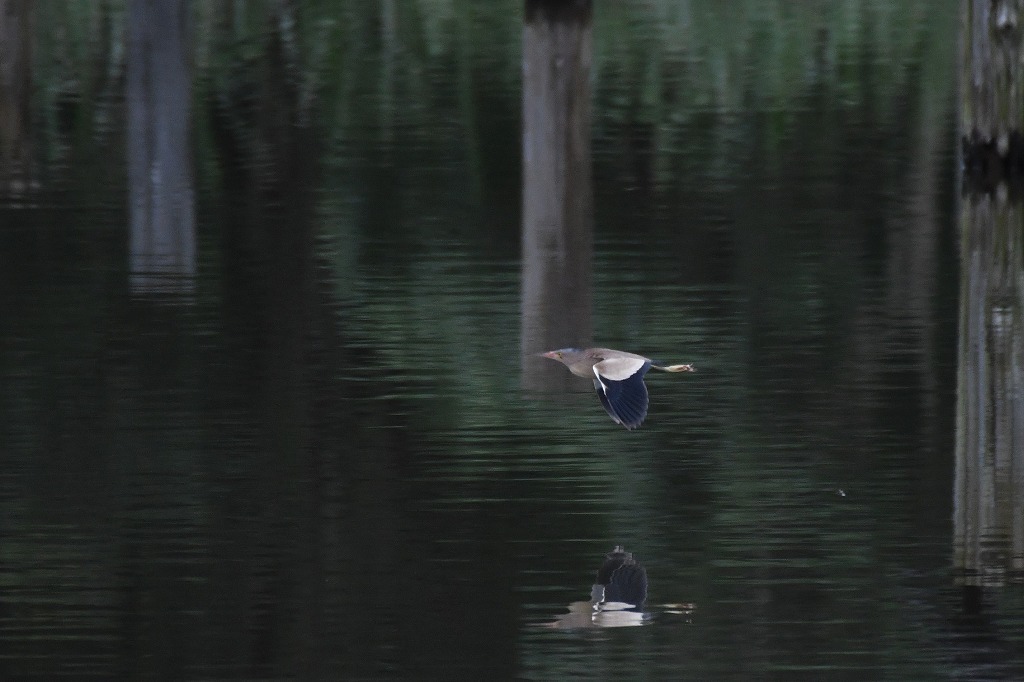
[1,2,1023,680]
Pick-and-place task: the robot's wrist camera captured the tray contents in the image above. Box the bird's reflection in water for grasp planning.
[547,546,652,629]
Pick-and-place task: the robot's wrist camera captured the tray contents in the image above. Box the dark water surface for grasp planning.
[2,2,1024,680]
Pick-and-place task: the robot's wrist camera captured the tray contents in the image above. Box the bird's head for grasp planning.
[539,348,580,363]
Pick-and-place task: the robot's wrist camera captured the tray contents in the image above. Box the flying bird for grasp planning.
[540,347,694,429]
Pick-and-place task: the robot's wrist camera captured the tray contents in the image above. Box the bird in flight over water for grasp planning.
[539,347,694,429]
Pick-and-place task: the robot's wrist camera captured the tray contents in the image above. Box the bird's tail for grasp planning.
[651,363,695,373]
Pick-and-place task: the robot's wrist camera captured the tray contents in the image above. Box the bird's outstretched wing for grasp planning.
[592,358,652,429]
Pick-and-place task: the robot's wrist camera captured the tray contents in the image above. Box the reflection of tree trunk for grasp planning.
[127,0,196,293]
[520,0,594,390]
[954,196,1024,586]
[0,0,33,198]
[205,8,346,675]
[888,95,944,439]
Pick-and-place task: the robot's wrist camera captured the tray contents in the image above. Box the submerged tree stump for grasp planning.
[961,0,1024,188]
[956,0,1024,592]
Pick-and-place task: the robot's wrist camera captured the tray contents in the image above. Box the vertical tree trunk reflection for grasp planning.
[956,0,1024,589]
[0,0,33,199]
[520,0,594,390]
[954,195,1024,586]
[127,0,196,293]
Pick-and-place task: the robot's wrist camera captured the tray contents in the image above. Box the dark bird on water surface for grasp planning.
[593,545,648,608]
[540,347,694,429]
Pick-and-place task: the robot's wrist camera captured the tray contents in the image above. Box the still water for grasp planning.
[2,2,1023,680]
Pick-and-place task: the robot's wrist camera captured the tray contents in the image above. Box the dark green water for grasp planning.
[1,2,1023,680]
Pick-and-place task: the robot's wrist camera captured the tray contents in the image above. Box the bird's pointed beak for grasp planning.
[537,351,557,359]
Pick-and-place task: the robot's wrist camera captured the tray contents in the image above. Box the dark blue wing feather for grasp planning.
[593,361,651,429]
[604,563,648,606]
[596,548,648,607]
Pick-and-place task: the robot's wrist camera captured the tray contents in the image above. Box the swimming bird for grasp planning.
[539,347,694,429]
